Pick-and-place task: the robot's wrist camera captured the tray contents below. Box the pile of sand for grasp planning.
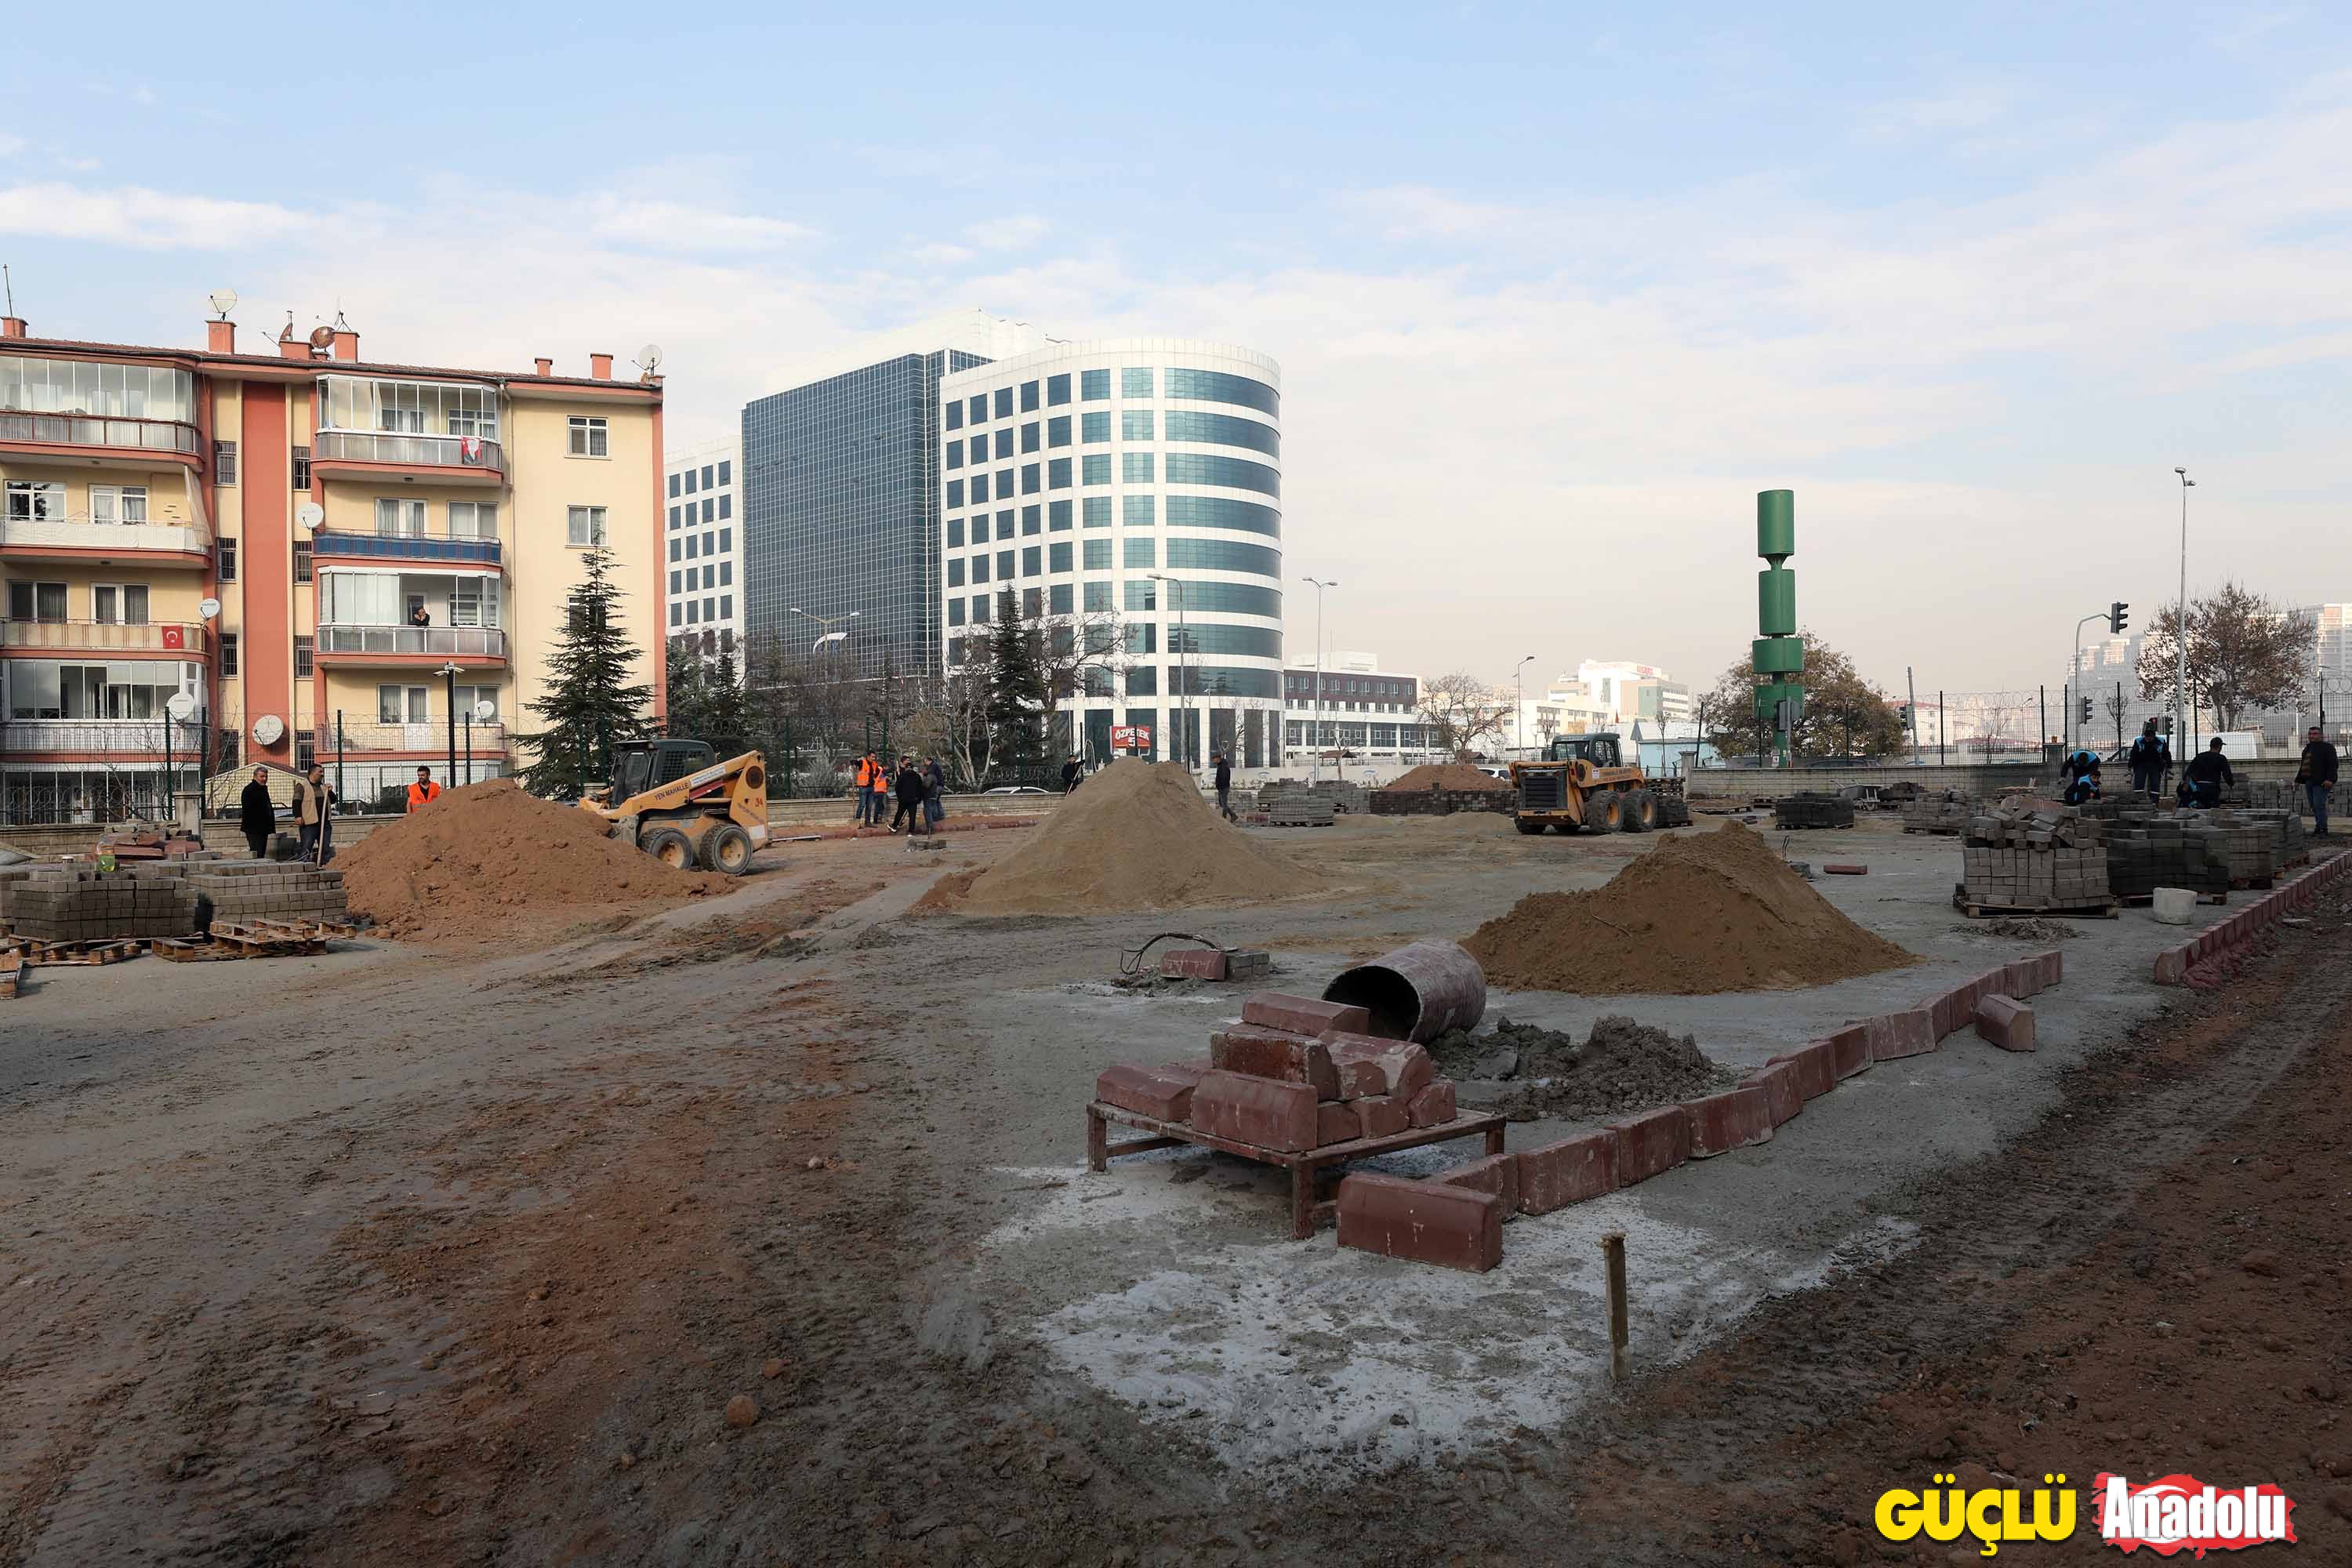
[339,779,732,940]
[1430,1014,1733,1123]
[914,760,1325,916]
[1462,821,1916,994]
[1381,764,1509,793]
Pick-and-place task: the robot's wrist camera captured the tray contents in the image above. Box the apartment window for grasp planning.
[988,428,1010,461]
[971,594,991,622]
[1022,505,1042,536]
[717,494,731,521]
[1046,416,1072,448]
[720,593,731,619]
[218,538,238,582]
[1083,537,1112,571]
[1022,546,1042,578]
[4,481,66,521]
[294,634,313,677]
[948,558,965,587]
[214,440,238,484]
[449,501,496,538]
[701,464,714,488]
[379,684,430,724]
[1047,372,1071,406]
[720,561,731,586]
[1124,538,1156,568]
[1050,583,1073,615]
[293,541,313,583]
[996,468,1014,500]
[670,603,682,626]
[568,506,608,546]
[946,442,963,470]
[1122,452,1155,485]
[970,474,989,504]
[1127,666,1158,696]
[220,633,239,675]
[1122,409,1155,441]
[996,550,1014,580]
[1124,495,1156,526]
[1020,464,1041,496]
[1125,624,1159,655]
[291,447,311,491]
[947,479,964,508]
[969,394,988,424]
[1023,587,1042,619]
[1083,455,1111,485]
[971,514,988,544]
[945,401,963,431]
[1049,542,1073,573]
[669,505,682,528]
[947,517,965,547]
[996,510,1014,539]
[1082,369,1110,401]
[993,388,1013,419]
[669,473,682,496]
[1018,422,1040,456]
[670,538,681,562]
[1122,368,1154,398]
[699,498,713,524]
[1049,499,1073,530]
[971,554,989,584]
[670,569,681,594]
[568,416,609,457]
[685,534,699,561]
[1047,458,1072,489]
[949,598,966,627]
[1081,412,1110,445]
[1083,495,1112,528]
[6,581,67,620]
[1021,380,1040,412]
[701,528,714,556]
[1084,580,1112,612]
[702,596,715,622]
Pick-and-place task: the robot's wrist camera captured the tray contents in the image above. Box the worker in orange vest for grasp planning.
[853,753,878,826]
[406,765,442,813]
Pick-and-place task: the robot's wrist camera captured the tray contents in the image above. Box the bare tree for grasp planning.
[2138,583,2314,731]
[1039,606,1127,732]
[2102,684,2132,747]
[1419,672,1512,757]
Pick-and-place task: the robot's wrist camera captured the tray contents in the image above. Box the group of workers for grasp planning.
[2057,720,2338,835]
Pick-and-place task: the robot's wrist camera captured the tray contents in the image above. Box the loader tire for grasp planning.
[639,825,696,871]
[1621,789,1659,833]
[1514,818,1548,836]
[1581,792,1621,834]
[699,822,754,876]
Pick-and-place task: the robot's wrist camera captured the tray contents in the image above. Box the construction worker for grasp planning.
[2298,724,2339,837]
[238,767,275,860]
[2127,720,2169,797]
[1211,750,1235,820]
[1060,753,1083,793]
[2061,750,2102,807]
[405,765,442,813]
[889,756,926,834]
[855,752,881,826]
[2179,737,2232,808]
[296,764,338,863]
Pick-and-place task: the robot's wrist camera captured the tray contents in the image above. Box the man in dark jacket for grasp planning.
[2127,720,2169,796]
[238,768,275,860]
[1211,751,1235,820]
[2299,725,2339,837]
[922,757,946,831]
[2180,737,2233,808]
[890,756,927,834]
[1060,754,1082,793]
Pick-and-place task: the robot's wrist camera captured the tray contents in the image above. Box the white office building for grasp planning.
[664,434,741,655]
[1282,652,1432,761]
[938,339,1284,768]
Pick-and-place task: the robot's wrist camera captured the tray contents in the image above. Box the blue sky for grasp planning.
[5,3,2348,695]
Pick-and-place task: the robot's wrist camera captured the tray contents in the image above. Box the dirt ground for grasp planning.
[2,809,2344,1565]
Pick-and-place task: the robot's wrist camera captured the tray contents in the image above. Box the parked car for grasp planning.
[983,785,1050,795]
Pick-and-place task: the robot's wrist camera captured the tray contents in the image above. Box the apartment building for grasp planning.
[0,306,662,820]
[664,434,740,655]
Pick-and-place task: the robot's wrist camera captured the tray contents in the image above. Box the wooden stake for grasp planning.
[1600,1230,1629,1380]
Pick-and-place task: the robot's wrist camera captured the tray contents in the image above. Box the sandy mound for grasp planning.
[1382,764,1508,793]
[339,778,732,940]
[1463,821,1916,994]
[1430,1014,1733,1123]
[914,760,1326,916]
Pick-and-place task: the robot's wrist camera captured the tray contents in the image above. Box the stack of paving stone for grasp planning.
[1773,791,1855,829]
[3,865,200,942]
[1900,791,1974,833]
[2194,811,2282,885]
[2105,812,2231,899]
[187,862,349,929]
[1961,804,2111,909]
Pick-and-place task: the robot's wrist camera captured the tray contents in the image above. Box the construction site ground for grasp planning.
[4,810,2345,1565]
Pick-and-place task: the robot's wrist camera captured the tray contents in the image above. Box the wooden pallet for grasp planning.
[22,938,144,966]
[0,951,22,998]
[1903,825,1965,836]
[2119,890,2227,907]
[1952,889,2120,920]
[162,919,351,961]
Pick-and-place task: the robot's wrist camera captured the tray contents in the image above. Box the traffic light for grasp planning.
[2110,601,2129,634]
[2161,714,2174,736]
[1896,703,1911,729]
[2079,697,2094,725]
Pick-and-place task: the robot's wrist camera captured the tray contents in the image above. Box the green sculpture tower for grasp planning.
[1752,488,1802,768]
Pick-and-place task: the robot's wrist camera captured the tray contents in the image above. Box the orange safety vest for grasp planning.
[407,780,441,811]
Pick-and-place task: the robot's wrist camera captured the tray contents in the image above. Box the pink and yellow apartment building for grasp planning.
[0,308,665,820]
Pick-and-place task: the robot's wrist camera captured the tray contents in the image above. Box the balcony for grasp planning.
[0,718,208,756]
[321,719,507,755]
[0,411,202,467]
[312,528,502,567]
[0,514,212,566]
[314,625,506,663]
[1,620,208,656]
[311,430,503,486]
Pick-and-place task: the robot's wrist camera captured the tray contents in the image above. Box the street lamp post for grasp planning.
[1515,655,1535,760]
[789,606,859,755]
[437,661,461,790]
[1303,577,1338,781]
[2173,468,2193,746]
[1148,573,1190,765]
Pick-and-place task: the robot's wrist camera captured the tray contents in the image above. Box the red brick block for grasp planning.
[1766,1040,1838,1102]
[2031,949,2063,991]
[1821,862,1868,875]
[1740,1060,1805,1127]
[1317,1100,1360,1145]
[1436,1152,1519,1218]
[1515,1129,1620,1214]
[1866,1008,1937,1062]
[1826,1024,1872,1079]
[1336,1173,1503,1273]
[1189,1069,1319,1152]
[1210,1024,1339,1099]
[1973,993,2036,1052]
[1353,1094,1410,1138]
[1606,1105,1690,1185]
[2002,957,2037,998]
[2153,947,2190,985]
[1094,1061,1209,1121]
[1242,992,1370,1038]
[1159,947,1228,981]
[1319,1033,1435,1102]
[1683,1085,1775,1157]
[1407,1080,1456,1127]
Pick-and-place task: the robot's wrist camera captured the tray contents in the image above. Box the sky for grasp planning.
[5,3,2347,699]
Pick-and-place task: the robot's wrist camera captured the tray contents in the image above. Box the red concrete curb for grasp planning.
[2151,852,2348,986]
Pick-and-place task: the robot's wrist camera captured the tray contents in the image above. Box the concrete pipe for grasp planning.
[1322,939,1488,1043]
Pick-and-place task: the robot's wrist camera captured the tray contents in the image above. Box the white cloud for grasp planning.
[966,214,1048,250]
[0,182,313,249]
[581,194,816,253]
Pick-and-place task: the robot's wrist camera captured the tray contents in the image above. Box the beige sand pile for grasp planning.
[914,760,1325,915]
[1463,821,1916,994]
[340,778,731,940]
[1381,764,1509,793]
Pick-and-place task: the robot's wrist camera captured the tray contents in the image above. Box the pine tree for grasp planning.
[985,586,1046,780]
[515,546,652,797]
[705,649,752,750]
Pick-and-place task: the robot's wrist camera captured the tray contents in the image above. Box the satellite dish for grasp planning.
[637,343,663,372]
[473,699,497,723]
[198,597,222,620]
[207,289,238,321]
[166,692,197,721]
[251,714,286,746]
[308,325,336,349]
[296,503,323,531]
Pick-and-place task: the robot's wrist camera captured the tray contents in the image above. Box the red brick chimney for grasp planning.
[533,357,554,376]
[278,332,314,361]
[0,316,26,339]
[588,352,613,380]
[206,318,236,354]
[331,327,359,361]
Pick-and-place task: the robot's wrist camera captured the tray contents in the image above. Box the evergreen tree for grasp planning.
[664,640,713,738]
[705,649,752,750]
[515,546,652,797]
[985,587,1046,780]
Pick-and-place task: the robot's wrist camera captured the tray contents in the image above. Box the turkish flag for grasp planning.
[160,626,185,650]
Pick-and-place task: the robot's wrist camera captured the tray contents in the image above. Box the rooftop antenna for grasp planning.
[3,263,13,316]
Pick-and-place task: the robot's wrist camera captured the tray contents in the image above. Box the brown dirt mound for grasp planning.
[1430,1014,1734,1123]
[1462,820,1916,993]
[1381,764,1508,793]
[912,760,1326,916]
[339,778,732,940]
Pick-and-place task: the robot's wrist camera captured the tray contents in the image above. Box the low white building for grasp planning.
[1281,651,1432,763]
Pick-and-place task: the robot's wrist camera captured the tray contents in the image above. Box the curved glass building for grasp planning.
[938,339,1283,770]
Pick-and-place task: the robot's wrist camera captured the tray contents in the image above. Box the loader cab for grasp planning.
[608,739,717,804]
[1545,732,1622,769]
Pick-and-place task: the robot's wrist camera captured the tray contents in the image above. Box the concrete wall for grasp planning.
[1688,757,2313,803]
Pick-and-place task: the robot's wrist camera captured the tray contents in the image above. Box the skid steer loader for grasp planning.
[579,739,770,875]
[1506,731,1688,836]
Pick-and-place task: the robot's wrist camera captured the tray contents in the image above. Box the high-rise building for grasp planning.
[740,311,1044,681]
[662,435,740,656]
[938,339,1285,768]
[0,307,663,819]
